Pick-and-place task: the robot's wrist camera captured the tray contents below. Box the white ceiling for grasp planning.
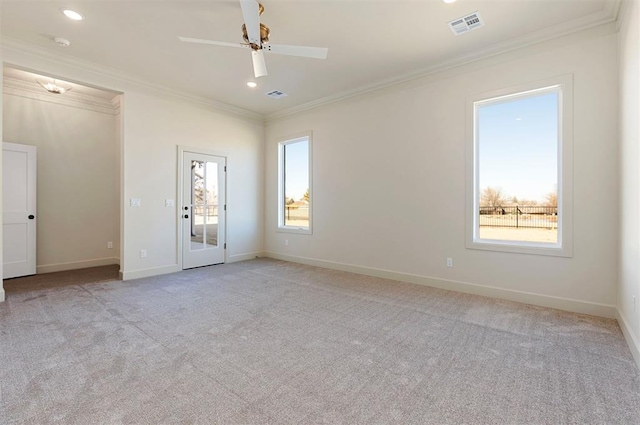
[1,1,621,117]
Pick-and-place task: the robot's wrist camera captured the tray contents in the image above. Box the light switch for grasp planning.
[165,199,175,207]
[130,198,141,207]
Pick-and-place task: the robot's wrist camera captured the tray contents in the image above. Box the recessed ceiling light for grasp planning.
[247,82,257,88]
[443,0,457,3]
[61,9,84,20]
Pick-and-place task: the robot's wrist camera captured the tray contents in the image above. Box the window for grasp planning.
[278,133,312,233]
[466,76,573,257]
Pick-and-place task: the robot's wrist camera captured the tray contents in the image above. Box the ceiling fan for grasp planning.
[179,0,328,79]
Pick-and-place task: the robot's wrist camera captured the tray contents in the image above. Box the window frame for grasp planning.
[465,75,573,257]
[277,132,313,235]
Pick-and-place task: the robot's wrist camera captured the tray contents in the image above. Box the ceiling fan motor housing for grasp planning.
[178,0,328,79]
[242,23,270,49]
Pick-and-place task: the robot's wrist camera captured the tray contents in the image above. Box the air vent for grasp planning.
[448,11,485,36]
[266,90,288,99]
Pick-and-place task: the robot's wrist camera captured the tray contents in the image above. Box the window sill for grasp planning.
[277,226,312,235]
[466,238,572,257]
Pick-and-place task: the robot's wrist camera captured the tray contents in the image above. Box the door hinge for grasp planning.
[224,205,227,211]
[224,243,227,249]
[224,166,227,172]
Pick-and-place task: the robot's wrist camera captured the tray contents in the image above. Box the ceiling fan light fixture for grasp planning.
[36,79,73,94]
[247,81,258,88]
[61,9,84,20]
[443,0,457,3]
[242,23,270,46]
[179,1,329,79]
[53,37,71,47]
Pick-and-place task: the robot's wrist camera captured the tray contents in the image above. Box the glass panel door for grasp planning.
[190,160,219,250]
[182,152,226,269]
[204,161,218,247]
[190,160,205,250]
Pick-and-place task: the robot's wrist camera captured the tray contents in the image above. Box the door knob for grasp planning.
[184,206,189,211]
[184,214,189,219]
[28,215,35,220]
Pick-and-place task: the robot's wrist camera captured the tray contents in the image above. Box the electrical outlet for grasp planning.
[285,239,289,246]
[140,249,147,258]
[165,199,175,207]
[130,198,141,207]
[446,257,453,268]
[107,241,113,249]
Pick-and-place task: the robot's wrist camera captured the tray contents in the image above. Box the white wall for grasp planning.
[265,26,620,317]
[3,88,120,272]
[618,0,640,364]
[121,90,264,278]
[1,43,264,283]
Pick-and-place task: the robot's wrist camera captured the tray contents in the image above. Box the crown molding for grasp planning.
[1,37,263,122]
[265,3,622,122]
[604,0,624,20]
[616,0,634,31]
[110,95,122,114]
[4,77,120,115]
[2,1,623,125]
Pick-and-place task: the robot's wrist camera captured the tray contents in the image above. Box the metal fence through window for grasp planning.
[193,205,218,217]
[479,205,557,229]
[285,205,309,221]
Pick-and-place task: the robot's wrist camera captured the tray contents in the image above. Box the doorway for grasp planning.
[3,67,122,278]
[181,151,226,269]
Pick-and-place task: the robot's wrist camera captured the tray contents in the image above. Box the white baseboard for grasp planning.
[617,309,640,370]
[121,264,181,281]
[121,252,265,280]
[228,251,264,263]
[37,257,120,274]
[0,287,5,302]
[264,252,617,319]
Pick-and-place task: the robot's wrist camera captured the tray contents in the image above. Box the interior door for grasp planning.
[182,152,226,269]
[3,143,37,279]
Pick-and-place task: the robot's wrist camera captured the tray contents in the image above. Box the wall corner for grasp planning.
[617,308,640,370]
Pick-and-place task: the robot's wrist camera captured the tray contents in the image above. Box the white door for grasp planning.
[3,143,37,279]
[182,152,226,269]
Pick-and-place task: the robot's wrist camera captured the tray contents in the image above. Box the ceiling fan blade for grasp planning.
[178,37,249,49]
[240,0,261,45]
[252,50,268,78]
[265,44,328,59]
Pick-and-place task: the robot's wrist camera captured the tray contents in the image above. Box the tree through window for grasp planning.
[278,134,312,233]
[467,78,573,257]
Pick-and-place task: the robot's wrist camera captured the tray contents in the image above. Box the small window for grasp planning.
[466,77,573,257]
[278,133,312,234]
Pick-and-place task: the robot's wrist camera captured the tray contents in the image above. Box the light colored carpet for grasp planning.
[1,258,639,424]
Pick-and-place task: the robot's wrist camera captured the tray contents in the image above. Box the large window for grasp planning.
[278,134,312,233]
[466,77,573,257]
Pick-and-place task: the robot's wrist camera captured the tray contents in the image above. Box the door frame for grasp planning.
[177,145,228,269]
